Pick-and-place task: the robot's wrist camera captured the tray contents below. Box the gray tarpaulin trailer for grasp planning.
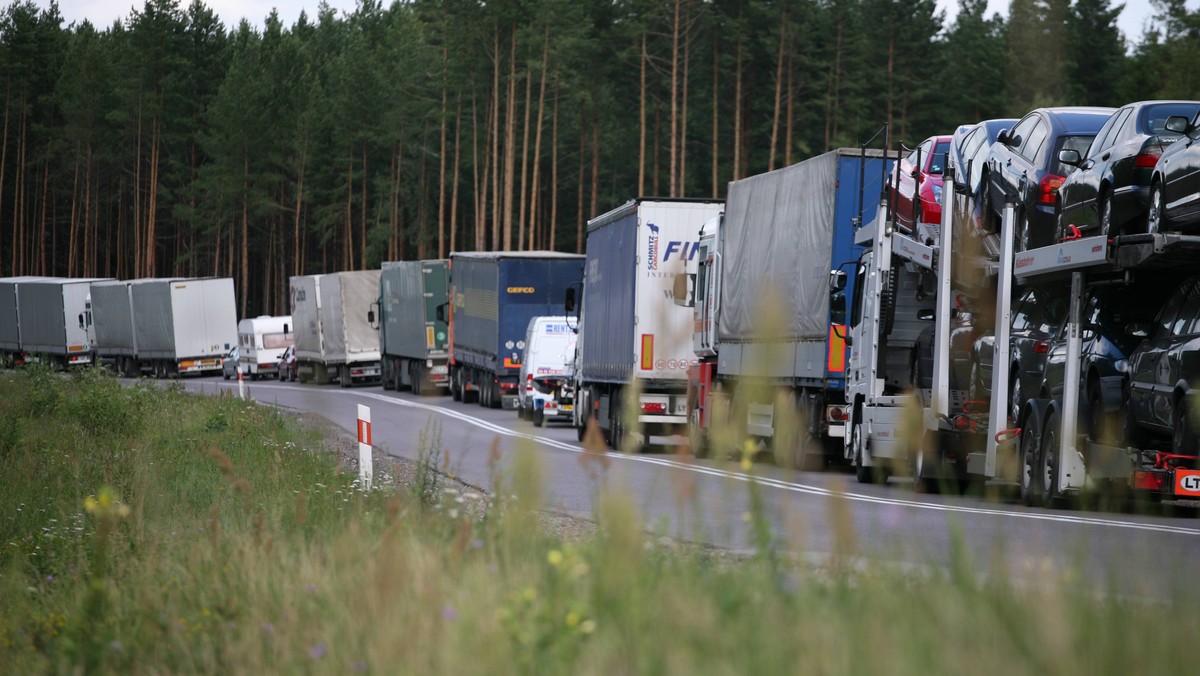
[16,277,113,367]
[290,271,382,386]
[0,276,56,365]
[127,277,238,378]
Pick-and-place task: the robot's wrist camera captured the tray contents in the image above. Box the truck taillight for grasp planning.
[500,381,517,391]
[526,373,533,392]
[1039,173,1065,205]
[641,402,666,414]
[1132,470,1165,492]
[826,406,847,423]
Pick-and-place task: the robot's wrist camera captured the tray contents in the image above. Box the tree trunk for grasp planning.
[733,31,743,181]
[69,150,80,277]
[576,111,585,253]
[503,31,518,250]
[345,151,354,270]
[669,0,680,197]
[786,49,795,167]
[528,27,549,250]
[769,6,786,172]
[679,0,691,196]
[450,97,462,254]
[711,34,719,199]
[639,32,647,197]
[293,140,307,276]
[590,112,599,228]
[438,46,448,258]
[361,142,368,269]
[492,25,501,252]
[550,93,559,251]
[517,44,533,250]
[241,150,250,319]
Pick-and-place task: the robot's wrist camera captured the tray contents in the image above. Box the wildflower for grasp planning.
[547,550,564,567]
[441,605,457,621]
[521,587,537,603]
[260,623,275,634]
[742,511,752,523]
[565,612,580,628]
[309,643,327,660]
[580,619,596,634]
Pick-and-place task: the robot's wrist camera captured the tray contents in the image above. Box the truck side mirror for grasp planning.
[829,269,847,292]
[564,287,577,314]
[367,301,378,328]
[672,272,694,308]
[917,308,935,321]
[283,323,289,334]
[435,303,447,323]
[78,313,85,329]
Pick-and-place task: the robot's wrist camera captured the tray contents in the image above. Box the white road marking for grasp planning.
[221,381,1200,537]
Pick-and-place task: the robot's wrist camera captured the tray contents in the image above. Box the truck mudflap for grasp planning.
[178,357,222,374]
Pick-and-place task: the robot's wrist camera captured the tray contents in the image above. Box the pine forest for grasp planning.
[0,0,1195,316]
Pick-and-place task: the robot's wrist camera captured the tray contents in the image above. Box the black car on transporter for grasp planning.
[1148,111,1200,235]
[985,107,1115,250]
[1057,100,1200,240]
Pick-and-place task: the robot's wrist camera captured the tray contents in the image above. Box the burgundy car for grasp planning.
[277,345,298,382]
[890,135,951,232]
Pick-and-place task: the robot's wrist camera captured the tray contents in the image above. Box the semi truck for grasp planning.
[847,148,1200,505]
[290,271,382,387]
[126,277,238,378]
[0,276,55,367]
[676,149,894,469]
[373,260,450,395]
[15,277,112,368]
[569,198,724,449]
[91,279,167,376]
[446,251,584,409]
[237,315,294,379]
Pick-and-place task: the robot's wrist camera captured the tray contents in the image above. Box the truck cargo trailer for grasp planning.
[0,276,57,367]
[290,271,382,386]
[570,198,724,450]
[447,251,585,409]
[129,277,238,378]
[374,260,450,395]
[16,277,112,368]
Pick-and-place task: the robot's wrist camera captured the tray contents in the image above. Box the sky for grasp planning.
[35,0,1200,44]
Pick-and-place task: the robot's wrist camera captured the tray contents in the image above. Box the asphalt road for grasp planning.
[180,375,1200,598]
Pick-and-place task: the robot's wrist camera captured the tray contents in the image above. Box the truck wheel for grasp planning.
[340,364,351,388]
[383,360,396,391]
[533,409,545,427]
[1039,410,1063,509]
[911,431,938,493]
[450,370,462,401]
[411,362,423,396]
[852,423,872,485]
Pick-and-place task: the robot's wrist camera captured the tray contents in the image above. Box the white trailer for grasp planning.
[290,271,381,387]
[15,277,112,368]
[130,278,238,378]
[237,315,294,379]
[569,198,724,450]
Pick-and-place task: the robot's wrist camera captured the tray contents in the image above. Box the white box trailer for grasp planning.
[237,315,294,379]
[16,277,112,368]
[130,277,238,377]
[289,271,381,386]
[570,198,724,449]
[0,276,56,366]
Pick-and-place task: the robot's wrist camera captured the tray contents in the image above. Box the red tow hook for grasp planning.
[994,428,1021,445]
[1061,224,1082,241]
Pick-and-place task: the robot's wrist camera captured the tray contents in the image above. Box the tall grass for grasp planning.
[0,367,1196,673]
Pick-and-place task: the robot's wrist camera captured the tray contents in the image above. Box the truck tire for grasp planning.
[383,359,396,391]
[450,369,462,401]
[1039,409,1063,509]
[533,408,545,427]
[1018,400,1045,506]
[340,364,351,388]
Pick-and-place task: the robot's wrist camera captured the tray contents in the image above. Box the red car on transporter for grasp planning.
[890,134,951,231]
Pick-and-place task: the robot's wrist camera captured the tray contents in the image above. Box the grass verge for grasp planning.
[1,365,1196,674]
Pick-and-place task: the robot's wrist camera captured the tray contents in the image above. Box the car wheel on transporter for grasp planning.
[1009,371,1023,425]
[1099,193,1117,239]
[1172,396,1198,460]
[1147,182,1166,234]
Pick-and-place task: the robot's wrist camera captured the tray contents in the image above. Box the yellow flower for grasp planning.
[580,619,596,634]
[547,550,564,567]
[565,611,580,628]
[740,457,753,472]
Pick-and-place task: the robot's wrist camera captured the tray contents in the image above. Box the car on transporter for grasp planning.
[1148,110,1200,235]
[889,135,951,232]
[1056,100,1200,240]
[1125,275,1200,456]
[985,106,1115,251]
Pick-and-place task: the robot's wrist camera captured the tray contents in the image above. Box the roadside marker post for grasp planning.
[357,404,373,490]
[237,369,246,400]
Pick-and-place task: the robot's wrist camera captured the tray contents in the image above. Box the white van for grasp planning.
[518,316,577,426]
[237,315,294,379]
